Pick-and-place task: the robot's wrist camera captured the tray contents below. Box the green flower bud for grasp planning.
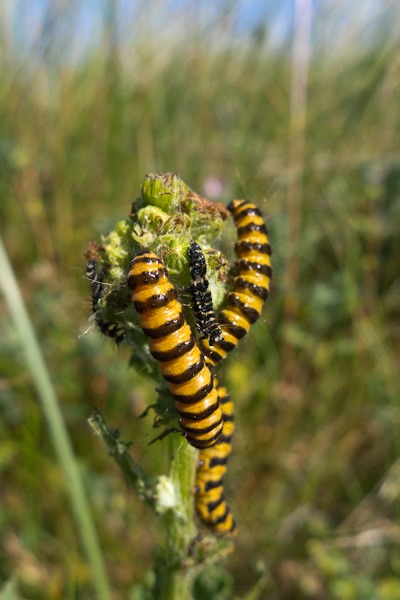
[141,172,189,213]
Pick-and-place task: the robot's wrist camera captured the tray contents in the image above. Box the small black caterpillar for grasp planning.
[187,241,223,347]
[86,259,126,344]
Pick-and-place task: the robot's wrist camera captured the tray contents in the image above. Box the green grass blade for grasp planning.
[0,236,111,600]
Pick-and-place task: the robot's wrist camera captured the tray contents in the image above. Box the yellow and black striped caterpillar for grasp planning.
[195,382,237,535]
[187,241,223,347]
[86,259,126,344]
[127,250,224,449]
[200,199,272,366]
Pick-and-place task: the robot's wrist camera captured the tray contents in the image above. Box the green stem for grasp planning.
[88,407,156,508]
[0,237,111,600]
[88,411,199,600]
[158,434,198,600]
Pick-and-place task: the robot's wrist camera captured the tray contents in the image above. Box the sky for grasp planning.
[1,0,396,65]
[0,0,290,65]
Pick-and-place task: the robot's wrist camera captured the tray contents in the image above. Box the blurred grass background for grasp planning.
[0,0,400,598]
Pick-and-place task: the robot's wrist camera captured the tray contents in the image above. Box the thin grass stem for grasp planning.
[0,236,111,600]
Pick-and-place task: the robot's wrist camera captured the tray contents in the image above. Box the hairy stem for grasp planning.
[160,434,197,599]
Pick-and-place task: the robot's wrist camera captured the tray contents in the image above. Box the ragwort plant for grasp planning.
[86,173,268,600]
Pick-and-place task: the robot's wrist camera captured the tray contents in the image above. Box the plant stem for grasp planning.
[89,411,199,600]
[158,434,197,600]
[88,407,157,507]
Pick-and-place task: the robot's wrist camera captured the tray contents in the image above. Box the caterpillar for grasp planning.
[187,241,223,346]
[86,259,126,344]
[200,199,272,366]
[127,250,224,449]
[195,382,237,535]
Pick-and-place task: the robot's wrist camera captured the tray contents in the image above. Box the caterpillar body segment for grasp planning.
[187,241,223,347]
[195,383,237,535]
[128,250,223,449]
[86,259,126,344]
[200,199,272,366]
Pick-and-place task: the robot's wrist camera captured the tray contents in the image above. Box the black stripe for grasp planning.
[234,205,262,220]
[142,311,185,339]
[236,240,271,256]
[127,266,167,290]
[186,428,222,448]
[227,199,249,214]
[237,222,267,236]
[216,335,241,350]
[220,416,234,426]
[226,295,260,324]
[239,260,272,278]
[134,287,176,313]
[179,400,221,422]
[207,495,225,512]
[204,478,223,492]
[216,435,233,447]
[129,253,160,266]
[209,456,228,468]
[203,348,224,364]
[234,277,269,301]
[163,357,204,384]
[150,335,195,362]
[218,314,247,340]
[172,378,214,404]
[212,505,230,526]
